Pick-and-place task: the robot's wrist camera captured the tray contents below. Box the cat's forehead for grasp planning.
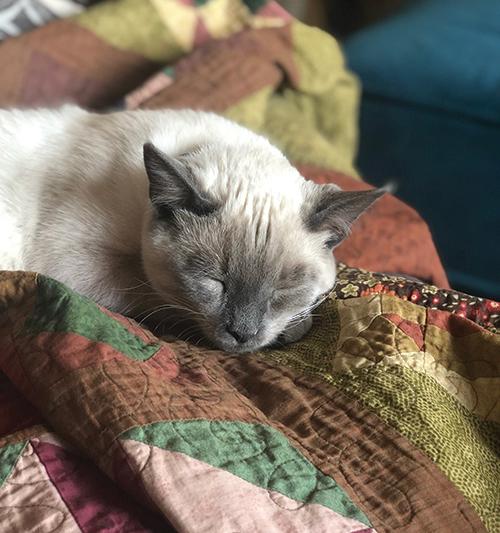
[222,202,307,249]
[173,207,320,295]
[221,239,311,291]
[221,217,313,280]
[191,143,305,204]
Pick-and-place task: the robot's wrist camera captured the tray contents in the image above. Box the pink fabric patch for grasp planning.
[33,440,164,532]
[14,332,138,397]
[145,347,180,380]
[0,441,81,532]
[124,72,174,110]
[113,440,161,514]
[193,17,211,47]
[122,439,373,533]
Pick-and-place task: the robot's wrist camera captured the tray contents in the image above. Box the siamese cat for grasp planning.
[0,106,385,352]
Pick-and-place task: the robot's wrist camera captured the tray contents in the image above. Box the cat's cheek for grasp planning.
[255,319,289,350]
[279,316,313,345]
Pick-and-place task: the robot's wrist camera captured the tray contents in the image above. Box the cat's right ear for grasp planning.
[304,183,389,248]
[143,142,217,219]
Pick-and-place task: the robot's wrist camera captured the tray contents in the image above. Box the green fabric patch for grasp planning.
[0,442,26,487]
[224,86,274,131]
[331,365,500,532]
[23,276,160,362]
[122,419,370,525]
[76,0,185,62]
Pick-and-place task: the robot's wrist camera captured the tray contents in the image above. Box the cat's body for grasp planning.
[0,106,384,352]
[1,106,261,310]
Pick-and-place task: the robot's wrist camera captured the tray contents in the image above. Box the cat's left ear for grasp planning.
[143,142,217,218]
[305,184,390,248]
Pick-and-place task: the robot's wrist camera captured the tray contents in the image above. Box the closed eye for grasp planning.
[272,287,295,298]
[324,238,339,249]
[272,285,309,303]
[204,277,225,293]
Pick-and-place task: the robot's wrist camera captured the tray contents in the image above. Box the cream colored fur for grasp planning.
[0,107,329,315]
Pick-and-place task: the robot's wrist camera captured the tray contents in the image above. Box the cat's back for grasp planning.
[0,105,87,270]
[0,105,302,273]
[0,105,85,168]
[0,105,89,202]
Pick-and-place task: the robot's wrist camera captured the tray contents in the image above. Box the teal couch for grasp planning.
[344,0,500,298]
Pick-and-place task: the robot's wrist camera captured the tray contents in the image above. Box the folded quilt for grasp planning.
[0,0,293,109]
[0,0,359,176]
[0,267,498,532]
[126,22,360,176]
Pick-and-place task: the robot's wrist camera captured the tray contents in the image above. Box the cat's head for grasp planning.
[141,142,386,353]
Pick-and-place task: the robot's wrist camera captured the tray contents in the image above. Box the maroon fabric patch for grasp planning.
[33,440,165,532]
[383,314,425,349]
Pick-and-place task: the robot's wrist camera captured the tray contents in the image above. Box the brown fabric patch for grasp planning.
[0,21,157,108]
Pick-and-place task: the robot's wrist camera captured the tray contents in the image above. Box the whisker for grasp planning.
[285,292,332,328]
[136,304,179,325]
[112,278,155,293]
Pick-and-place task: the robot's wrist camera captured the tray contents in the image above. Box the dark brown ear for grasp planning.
[306,185,388,248]
[143,142,217,218]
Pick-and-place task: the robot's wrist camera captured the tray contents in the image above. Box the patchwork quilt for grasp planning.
[0,1,499,532]
[0,268,498,532]
[0,0,359,175]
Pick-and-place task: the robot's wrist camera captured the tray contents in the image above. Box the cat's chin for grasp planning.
[206,327,280,354]
[208,319,311,354]
[209,336,271,354]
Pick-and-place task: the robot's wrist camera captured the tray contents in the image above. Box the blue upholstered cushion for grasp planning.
[344,0,500,298]
[345,0,500,124]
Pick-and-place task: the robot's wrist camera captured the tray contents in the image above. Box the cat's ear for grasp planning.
[306,184,389,248]
[143,142,217,218]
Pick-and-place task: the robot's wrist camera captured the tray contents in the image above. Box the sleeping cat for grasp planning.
[0,106,385,353]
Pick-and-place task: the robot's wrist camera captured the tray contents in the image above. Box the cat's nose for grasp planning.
[225,326,258,344]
